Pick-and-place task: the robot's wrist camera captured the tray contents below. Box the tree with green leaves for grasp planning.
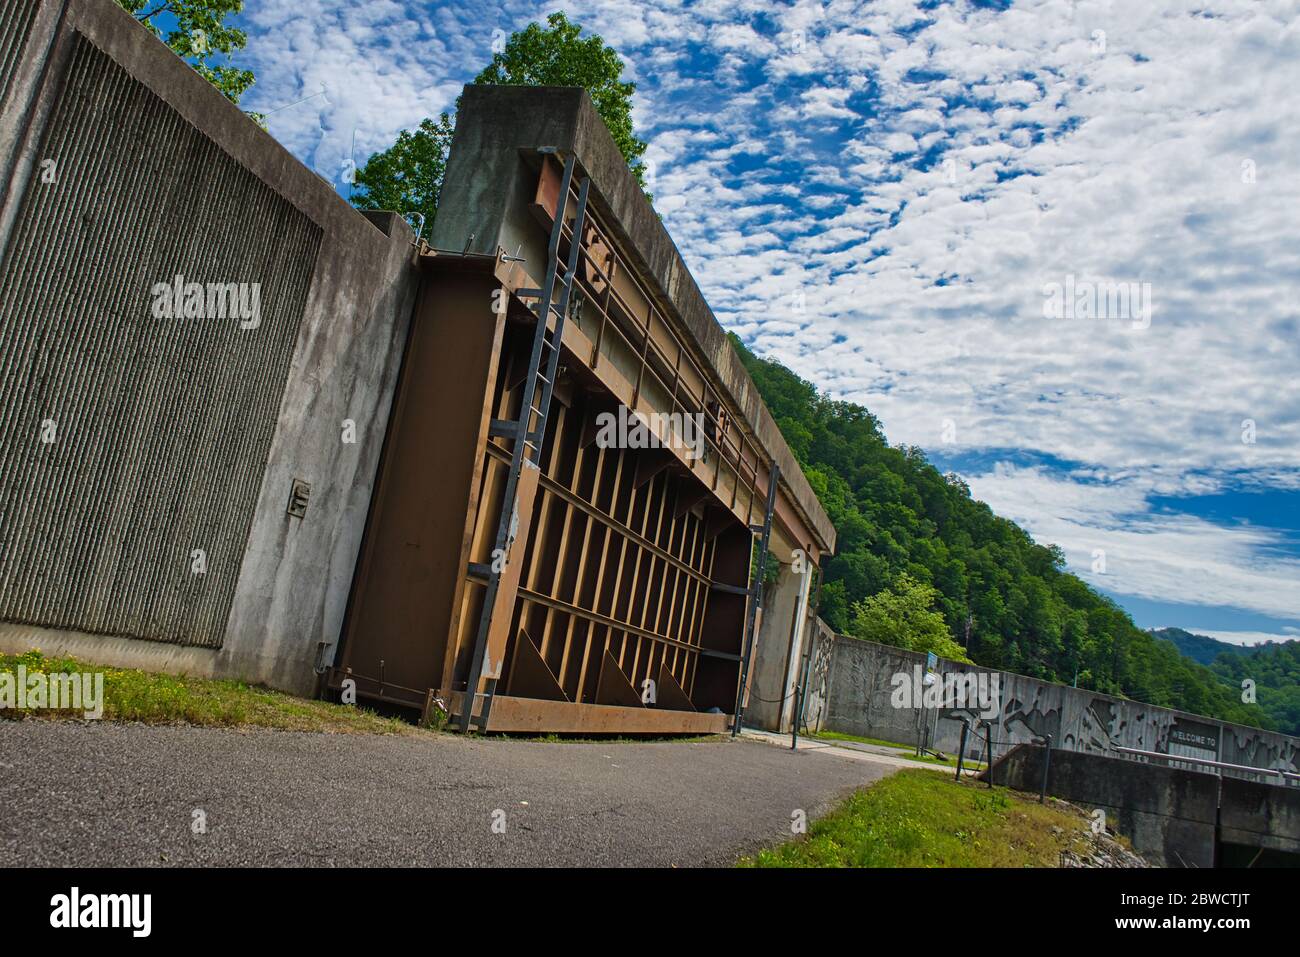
[1210,641,1300,736]
[472,13,647,185]
[847,573,972,664]
[352,12,648,228]
[117,0,258,115]
[352,114,455,234]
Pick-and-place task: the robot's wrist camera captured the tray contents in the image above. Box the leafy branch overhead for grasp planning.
[471,13,648,186]
[352,13,650,231]
[117,0,261,120]
[352,114,455,234]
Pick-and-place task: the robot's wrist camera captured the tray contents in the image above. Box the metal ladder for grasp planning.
[732,464,781,736]
[458,153,591,732]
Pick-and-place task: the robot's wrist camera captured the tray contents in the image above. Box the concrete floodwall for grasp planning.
[1219,776,1300,860]
[987,745,1220,867]
[0,0,420,693]
[989,745,1300,866]
[809,629,1300,780]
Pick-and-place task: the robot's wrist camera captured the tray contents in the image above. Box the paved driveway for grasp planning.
[0,721,896,866]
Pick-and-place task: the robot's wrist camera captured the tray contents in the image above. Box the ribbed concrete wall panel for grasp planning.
[0,34,321,648]
[0,0,40,109]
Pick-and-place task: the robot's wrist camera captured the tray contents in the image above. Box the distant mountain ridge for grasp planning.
[1149,627,1256,666]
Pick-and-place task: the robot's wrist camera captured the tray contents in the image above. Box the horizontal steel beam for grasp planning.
[444,691,730,735]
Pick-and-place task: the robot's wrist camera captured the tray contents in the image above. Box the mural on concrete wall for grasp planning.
[800,621,835,732]
[821,628,1300,780]
[1000,684,1063,744]
[1071,697,1126,753]
[1224,728,1300,774]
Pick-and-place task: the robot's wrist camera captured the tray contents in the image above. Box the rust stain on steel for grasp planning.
[339,271,506,694]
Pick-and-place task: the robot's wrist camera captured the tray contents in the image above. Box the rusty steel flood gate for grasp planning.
[333,150,795,735]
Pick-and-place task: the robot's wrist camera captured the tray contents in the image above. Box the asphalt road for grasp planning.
[0,721,894,867]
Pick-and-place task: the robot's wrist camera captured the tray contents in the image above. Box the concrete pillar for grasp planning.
[747,559,813,732]
[778,566,815,731]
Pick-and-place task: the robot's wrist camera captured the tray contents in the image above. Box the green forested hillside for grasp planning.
[1151,627,1299,733]
[1206,641,1300,735]
[733,336,1269,728]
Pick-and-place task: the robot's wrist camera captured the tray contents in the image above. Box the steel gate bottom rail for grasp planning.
[324,667,729,735]
[440,691,730,735]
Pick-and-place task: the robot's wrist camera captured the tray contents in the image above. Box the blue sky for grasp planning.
[226,0,1299,646]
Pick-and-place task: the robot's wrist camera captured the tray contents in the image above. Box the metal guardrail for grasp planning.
[1111,744,1300,784]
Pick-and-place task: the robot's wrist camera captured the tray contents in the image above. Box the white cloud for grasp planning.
[965,464,1300,621]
